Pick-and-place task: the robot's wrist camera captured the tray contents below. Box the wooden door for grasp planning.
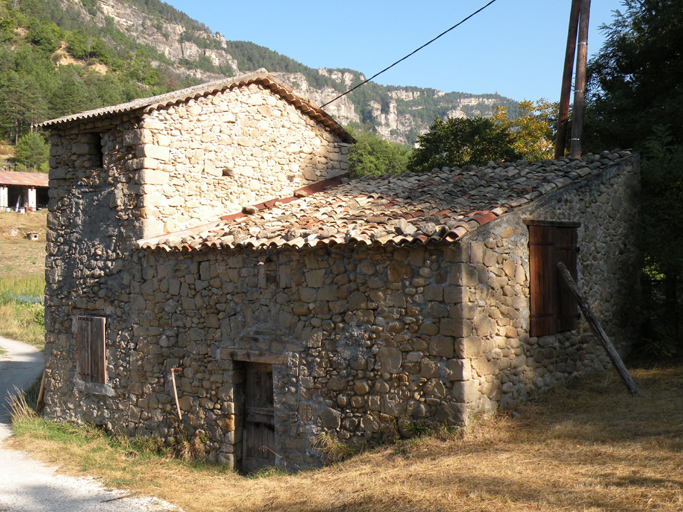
[242,362,276,473]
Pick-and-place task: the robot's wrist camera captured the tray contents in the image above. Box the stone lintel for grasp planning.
[218,348,289,365]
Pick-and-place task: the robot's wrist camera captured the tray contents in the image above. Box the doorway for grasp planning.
[241,362,276,473]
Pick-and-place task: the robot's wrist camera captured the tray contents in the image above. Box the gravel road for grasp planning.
[0,336,180,512]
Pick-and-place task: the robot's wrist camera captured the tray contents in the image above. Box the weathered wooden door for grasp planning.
[242,362,276,472]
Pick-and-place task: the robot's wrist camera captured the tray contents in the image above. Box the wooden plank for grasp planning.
[218,349,288,365]
[556,227,579,331]
[529,225,557,337]
[92,317,106,384]
[557,262,641,396]
[75,316,106,383]
[242,362,277,472]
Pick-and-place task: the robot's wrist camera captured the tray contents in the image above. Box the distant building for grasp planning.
[0,170,49,212]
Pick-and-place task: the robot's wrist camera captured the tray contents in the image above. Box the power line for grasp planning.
[320,0,499,109]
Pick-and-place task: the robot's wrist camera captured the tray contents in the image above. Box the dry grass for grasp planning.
[6,365,683,512]
[0,210,48,278]
[0,141,15,158]
[0,210,46,347]
[0,301,44,347]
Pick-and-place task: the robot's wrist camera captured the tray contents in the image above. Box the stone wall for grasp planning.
[42,151,639,470]
[48,82,350,240]
[138,82,349,237]
[453,155,640,408]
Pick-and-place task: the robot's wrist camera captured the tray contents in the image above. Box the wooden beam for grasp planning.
[557,262,641,396]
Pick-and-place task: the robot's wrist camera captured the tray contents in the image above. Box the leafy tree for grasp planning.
[347,127,410,178]
[0,17,16,43]
[636,127,683,356]
[586,0,683,356]
[586,0,683,150]
[407,117,520,173]
[14,131,49,170]
[492,99,556,161]
[27,21,61,54]
[65,30,112,64]
[47,66,98,118]
[0,72,47,143]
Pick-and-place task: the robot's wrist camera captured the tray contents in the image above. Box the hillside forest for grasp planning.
[0,0,528,171]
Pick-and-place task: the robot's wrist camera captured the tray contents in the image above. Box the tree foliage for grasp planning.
[407,117,520,173]
[586,0,683,150]
[586,0,683,356]
[0,0,205,146]
[347,127,410,178]
[14,131,49,170]
[492,99,556,161]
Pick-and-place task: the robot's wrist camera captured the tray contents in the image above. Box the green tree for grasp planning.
[407,117,520,173]
[586,0,683,149]
[14,131,49,170]
[47,67,99,118]
[0,17,16,43]
[27,21,61,54]
[347,128,410,178]
[586,0,683,355]
[0,72,48,143]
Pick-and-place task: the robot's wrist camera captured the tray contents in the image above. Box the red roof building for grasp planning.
[0,170,49,211]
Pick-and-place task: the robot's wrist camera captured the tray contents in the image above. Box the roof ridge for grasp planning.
[39,70,354,143]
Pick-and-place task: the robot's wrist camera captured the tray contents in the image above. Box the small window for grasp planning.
[74,316,107,384]
[528,223,580,337]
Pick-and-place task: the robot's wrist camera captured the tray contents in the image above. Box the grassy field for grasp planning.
[0,210,47,277]
[7,365,683,512]
[0,210,47,347]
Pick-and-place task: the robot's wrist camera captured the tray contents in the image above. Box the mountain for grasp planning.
[3,0,519,146]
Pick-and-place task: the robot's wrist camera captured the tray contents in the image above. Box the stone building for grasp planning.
[40,71,640,472]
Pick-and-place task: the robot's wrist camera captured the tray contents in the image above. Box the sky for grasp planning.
[162,0,625,102]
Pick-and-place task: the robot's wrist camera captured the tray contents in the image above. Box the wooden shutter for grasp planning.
[556,227,579,332]
[75,316,106,384]
[529,225,557,337]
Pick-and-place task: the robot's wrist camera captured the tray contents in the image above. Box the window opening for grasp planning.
[74,316,107,384]
[528,223,580,337]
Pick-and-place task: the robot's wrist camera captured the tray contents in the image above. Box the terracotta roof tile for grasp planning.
[138,151,635,253]
[0,171,49,188]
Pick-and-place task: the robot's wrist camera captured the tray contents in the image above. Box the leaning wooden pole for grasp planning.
[555,0,581,159]
[569,0,591,159]
[557,262,641,396]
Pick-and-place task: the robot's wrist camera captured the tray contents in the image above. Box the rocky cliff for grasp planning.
[59,0,517,145]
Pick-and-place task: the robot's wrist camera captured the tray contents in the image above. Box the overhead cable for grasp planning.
[320,0,499,108]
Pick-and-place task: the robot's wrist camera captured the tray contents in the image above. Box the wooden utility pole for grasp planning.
[555,0,581,159]
[569,0,591,159]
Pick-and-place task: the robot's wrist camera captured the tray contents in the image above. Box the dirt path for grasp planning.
[0,336,180,512]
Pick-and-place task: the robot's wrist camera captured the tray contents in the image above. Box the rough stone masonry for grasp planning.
[39,73,641,471]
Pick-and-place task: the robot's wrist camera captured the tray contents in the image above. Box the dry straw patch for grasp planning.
[0,210,48,278]
[6,365,683,512]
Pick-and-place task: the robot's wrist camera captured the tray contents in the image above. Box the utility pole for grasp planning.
[569,0,591,159]
[555,0,581,159]
[556,0,591,159]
